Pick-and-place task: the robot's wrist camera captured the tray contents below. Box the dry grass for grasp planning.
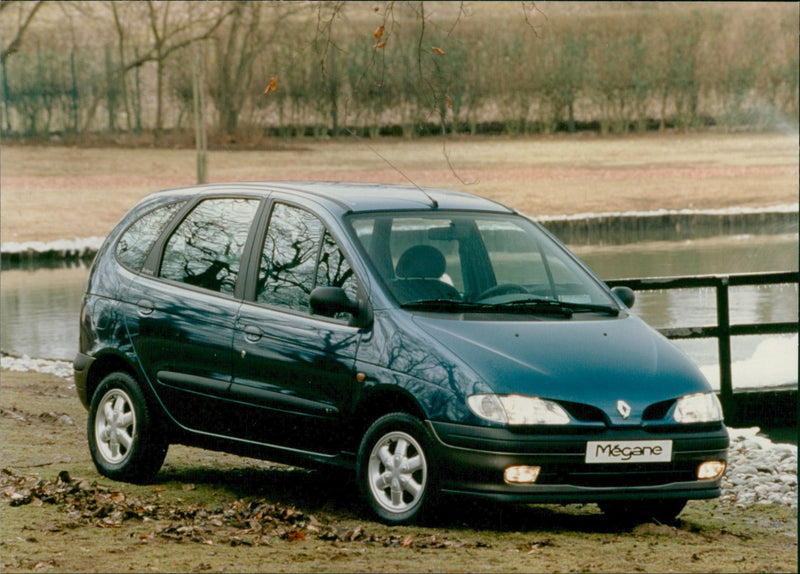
[2,132,798,243]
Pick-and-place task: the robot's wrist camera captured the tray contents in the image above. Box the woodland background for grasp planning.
[1,1,798,143]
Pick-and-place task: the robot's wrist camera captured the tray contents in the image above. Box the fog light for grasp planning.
[697,460,726,480]
[504,465,541,484]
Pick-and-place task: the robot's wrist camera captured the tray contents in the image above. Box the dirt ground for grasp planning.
[2,132,798,243]
[1,370,797,573]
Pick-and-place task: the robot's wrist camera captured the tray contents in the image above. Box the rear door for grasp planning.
[125,196,262,435]
[229,200,362,453]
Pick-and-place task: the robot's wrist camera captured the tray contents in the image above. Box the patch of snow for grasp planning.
[1,354,73,380]
[536,203,799,222]
[700,334,798,391]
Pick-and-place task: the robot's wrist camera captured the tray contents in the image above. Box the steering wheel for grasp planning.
[476,283,529,300]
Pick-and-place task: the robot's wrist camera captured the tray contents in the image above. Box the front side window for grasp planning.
[257,203,358,315]
[160,198,259,295]
[116,201,184,271]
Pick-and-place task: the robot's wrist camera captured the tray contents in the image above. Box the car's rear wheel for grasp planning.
[357,412,436,524]
[599,498,687,524]
[88,371,168,483]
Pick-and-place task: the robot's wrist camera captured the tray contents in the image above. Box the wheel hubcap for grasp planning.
[95,388,136,464]
[367,430,427,514]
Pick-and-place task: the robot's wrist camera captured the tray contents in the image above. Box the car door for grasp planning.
[229,200,362,453]
[125,196,262,435]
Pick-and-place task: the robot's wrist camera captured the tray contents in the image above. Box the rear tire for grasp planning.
[357,412,437,525]
[88,371,168,483]
[599,499,687,525]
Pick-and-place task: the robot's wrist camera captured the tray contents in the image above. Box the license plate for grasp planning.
[585,440,673,464]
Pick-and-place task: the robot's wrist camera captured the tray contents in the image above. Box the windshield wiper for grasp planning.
[487,297,621,317]
[401,298,573,317]
[491,298,574,317]
[555,301,620,316]
[401,297,619,317]
[400,299,488,312]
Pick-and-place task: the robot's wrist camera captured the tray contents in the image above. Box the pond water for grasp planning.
[1,233,797,392]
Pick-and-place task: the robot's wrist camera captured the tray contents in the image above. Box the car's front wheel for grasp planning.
[88,371,168,483]
[357,412,436,524]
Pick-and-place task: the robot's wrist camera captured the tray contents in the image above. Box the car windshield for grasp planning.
[347,212,618,314]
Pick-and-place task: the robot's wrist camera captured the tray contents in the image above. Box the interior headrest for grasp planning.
[395,245,447,279]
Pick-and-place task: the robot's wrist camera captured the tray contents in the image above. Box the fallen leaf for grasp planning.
[264,76,278,95]
[402,534,415,547]
[285,530,306,542]
[432,46,445,56]
[347,526,363,541]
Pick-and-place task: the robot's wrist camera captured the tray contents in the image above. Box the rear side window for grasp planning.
[116,202,184,271]
[160,198,260,295]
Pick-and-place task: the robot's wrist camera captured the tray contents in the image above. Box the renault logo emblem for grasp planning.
[616,400,632,419]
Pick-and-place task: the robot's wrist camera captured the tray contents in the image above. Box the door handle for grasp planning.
[137,299,154,316]
[243,325,262,342]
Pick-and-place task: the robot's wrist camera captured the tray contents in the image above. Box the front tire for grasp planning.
[88,371,168,483]
[357,413,436,524]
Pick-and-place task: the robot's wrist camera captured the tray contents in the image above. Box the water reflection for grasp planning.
[1,265,87,360]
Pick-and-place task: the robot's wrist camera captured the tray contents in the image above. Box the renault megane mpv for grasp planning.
[75,182,728,524]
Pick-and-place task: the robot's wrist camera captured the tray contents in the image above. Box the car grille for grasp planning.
[539,461,697,488]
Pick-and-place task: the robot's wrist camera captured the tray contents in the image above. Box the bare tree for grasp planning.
[103,1,235,138]
[1,1,44,62]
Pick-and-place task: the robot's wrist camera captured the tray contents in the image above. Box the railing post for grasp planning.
[716,276,735,420]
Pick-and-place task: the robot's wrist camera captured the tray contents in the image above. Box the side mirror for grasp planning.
[310,286,361,318]
[611,286,636,309]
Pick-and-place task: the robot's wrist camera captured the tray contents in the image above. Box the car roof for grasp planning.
[154,181,515,215]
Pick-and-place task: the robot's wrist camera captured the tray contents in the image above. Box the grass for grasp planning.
[1,132,798,243]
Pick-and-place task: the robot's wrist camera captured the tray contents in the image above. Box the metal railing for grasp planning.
[606,271,799,416]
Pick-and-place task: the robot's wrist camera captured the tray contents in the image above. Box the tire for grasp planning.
[87,371,168,483]
[357,412,437,525]
[599,498,687,525]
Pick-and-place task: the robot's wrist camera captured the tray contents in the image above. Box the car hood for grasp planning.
[411,313,711,424]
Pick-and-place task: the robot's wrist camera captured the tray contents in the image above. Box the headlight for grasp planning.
[674,392,723,423]
[467,394,570,425]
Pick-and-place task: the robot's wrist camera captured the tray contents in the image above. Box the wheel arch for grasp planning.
[349,385,429,450]
[85,351,145,405]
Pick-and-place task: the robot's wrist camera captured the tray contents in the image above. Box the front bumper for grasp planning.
[427,420,728,503]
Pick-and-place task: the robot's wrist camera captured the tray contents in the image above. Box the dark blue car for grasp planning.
[75,182,728,524]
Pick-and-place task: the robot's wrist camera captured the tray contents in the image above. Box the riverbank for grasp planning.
[2,133,798,244]
[2,204,797,267]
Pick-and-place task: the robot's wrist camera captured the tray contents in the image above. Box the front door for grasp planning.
[229,201,362,453]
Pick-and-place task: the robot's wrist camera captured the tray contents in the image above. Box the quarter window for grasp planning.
[116,202,184,271]
[160,198,259,295]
